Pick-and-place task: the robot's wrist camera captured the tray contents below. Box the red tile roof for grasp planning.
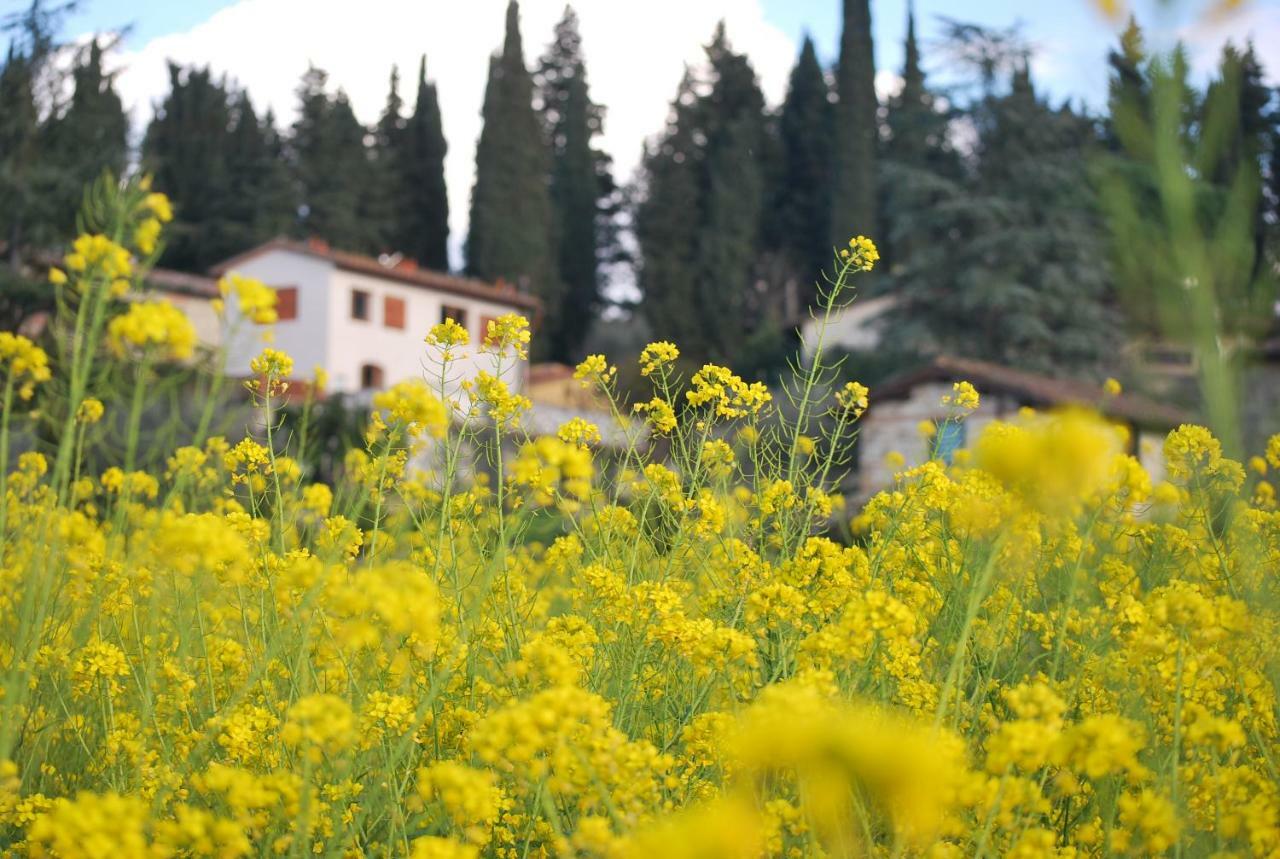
[209,238,541,312]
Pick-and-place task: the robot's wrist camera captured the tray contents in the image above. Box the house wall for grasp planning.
[326,268,527,395]
[218,249,528,395]
[222,248,334,380]
[858,382,1175,501]
[857,382,1009,499]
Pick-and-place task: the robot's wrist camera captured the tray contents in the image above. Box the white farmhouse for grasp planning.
[211,238,540,396]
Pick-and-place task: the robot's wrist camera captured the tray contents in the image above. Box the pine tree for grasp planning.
[394,56,450,271]
[891,62,1116,373]
[830,0,878,245]
[771,36,833,294]
[467,0,560,351]
[291,67,380,253]
[142,64,236,271]
[536,5,615,362]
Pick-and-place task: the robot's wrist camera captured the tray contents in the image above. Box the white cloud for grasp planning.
[102,0,799,270]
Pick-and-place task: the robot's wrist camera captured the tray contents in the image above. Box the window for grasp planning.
[440,304,468,331]
[359,363,384,390]
[351,289,370,321]
[933,420,966,465]
[275,286,298,321]
[384,296,406,330]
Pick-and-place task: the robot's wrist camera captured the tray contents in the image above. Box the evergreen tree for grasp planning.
[224,92,296,249]
[635,71,705,353]
[467,0,560,352]
[291,67,380,253]
[637,25,768,363]
[771,36,833,294]
[394,56,450,270]
[830,0,877,245]
[890,62,1116,373]
[536,5,616,362]
[142,64,236,271]
[880,3,961,276]
[42,39,127,233]
[0,44,40,262]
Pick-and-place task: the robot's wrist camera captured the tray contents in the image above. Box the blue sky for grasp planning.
[53,0,1280,111]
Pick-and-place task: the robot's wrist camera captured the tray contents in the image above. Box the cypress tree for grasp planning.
[395,56,450,270]
[536,5,615,362]
[467,0,560,346]
[142,65,235,271]
[773,36,833,289]
[830,0,878,245]
[369,66,406,253]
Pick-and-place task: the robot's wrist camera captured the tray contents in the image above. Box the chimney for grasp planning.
[307,237,330,253]
[396,257,419,272]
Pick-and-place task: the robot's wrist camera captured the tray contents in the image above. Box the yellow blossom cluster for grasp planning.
[106,300,198,361]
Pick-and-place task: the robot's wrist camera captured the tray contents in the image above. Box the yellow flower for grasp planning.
[941,380,980,412]
[133,217,162,256]
[76,398,105,425]
[639,341,680,376]
[835,381,869,417]
[839,234,879,271]
[220,273,278,325]
[106,301,197,361]
[481,313,531,360]
[1103,377,1122,396]
[48,267,67,285]
[558,416,601,448]
[574,354,616,388]
[426,317,471,350]
[143,192,174,223]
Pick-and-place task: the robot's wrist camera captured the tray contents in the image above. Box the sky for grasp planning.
[11,0,1280,268]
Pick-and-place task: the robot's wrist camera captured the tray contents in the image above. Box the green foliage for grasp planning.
[467,0,560,349]
[636,25,768,364]
[536,6,617,363]
[143,67,296,270]
[291,66,382,254]
[1097,29,1280,455]
[890,65,1117,374]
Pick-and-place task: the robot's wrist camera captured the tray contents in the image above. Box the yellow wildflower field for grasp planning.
[1,184,1278,857]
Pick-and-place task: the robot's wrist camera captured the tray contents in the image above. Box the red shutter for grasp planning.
[275,286,298,321]
[385,296,406,330]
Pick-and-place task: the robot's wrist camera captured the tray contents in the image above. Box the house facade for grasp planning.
[211,238,539,396]
[856,356,1190,501]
